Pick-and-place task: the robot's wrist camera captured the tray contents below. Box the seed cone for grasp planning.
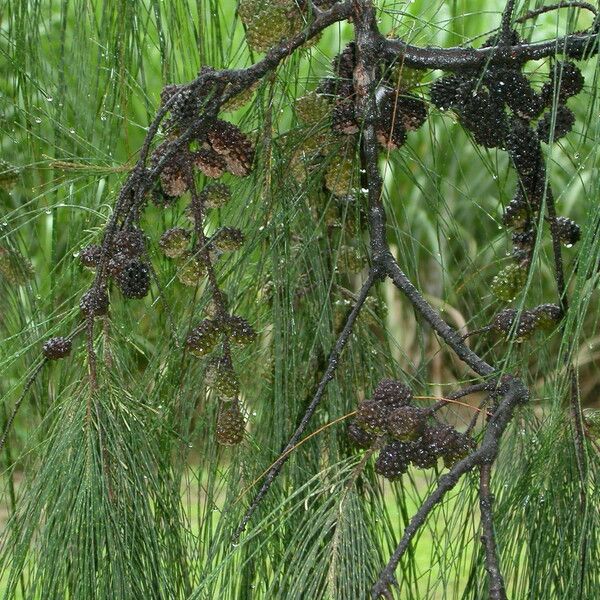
[159,228,191,258]
[455,81,508,148]
[503,190,530,229]
[376,91,408,150]
[332,100,359,135]
[430,74,467,110]
[226,316,256,347]
[216,400,245,445]
[295,91,331,124]
[207,120,254,176]
[206,356,240,399]
[395,95,428,131]
[407,431,440,469]
[160,162,188,197]
[485,68,544,119]
[186,319,222,356]
[491,308,537,340]
[356,399,387,434]
[117,260,151,299]
[325,155,354,197]
[532,303,563,330]
[0,246,34,285]
[372,379,413,409]
[114,228,146,258]
[80,287,109,317]
[537,105,575,143]
[491,263,528,302]
[107,252,129,278]
[211,227,245,252]
[221,82,258,112]
[201,183,232,209]
[386,406,427,441]
[176,253,207,286]
[375,441,410,480]
[512,229,534,250]
[192,148,227,179]
[554,216,580,247]
[42,336,72,360]
[441,431,474,468]
[332,43,356,81]
[79,244,102,268]
[543,62,584,104]
[347,421,375,449]
[506,119,543,179]
[243,4,291,53]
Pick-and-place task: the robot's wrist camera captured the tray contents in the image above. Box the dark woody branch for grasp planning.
[233,270,378,541]
[370,377,528,599]
[384,26,599,71]
[22,0,597,596]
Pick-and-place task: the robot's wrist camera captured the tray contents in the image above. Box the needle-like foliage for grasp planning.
[0,1,599,599]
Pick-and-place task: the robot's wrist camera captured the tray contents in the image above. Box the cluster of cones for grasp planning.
[348,379,474,481]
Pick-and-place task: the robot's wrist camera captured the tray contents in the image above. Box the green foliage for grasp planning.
[0,1,599,599]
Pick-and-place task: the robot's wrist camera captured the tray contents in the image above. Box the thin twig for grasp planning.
[479,463,508,600]
[371,377,528,598]
[0,360,47,456]
[426,381,493,416]
[466,397,489,434]
[233,271,377,540]
[515,2,598,23]
[385,259,495,377]
[500,0,517,44]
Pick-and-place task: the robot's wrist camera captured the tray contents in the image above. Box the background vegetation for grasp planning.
[0,0,599,598]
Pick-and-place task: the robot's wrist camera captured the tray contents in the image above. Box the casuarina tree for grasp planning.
[1,1,599,598]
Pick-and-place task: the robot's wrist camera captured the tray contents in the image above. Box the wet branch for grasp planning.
[232,2,596,596]
[233,270,378,541]
[480,463,508,600]
[371,377,528,599]
[38,0,598,595]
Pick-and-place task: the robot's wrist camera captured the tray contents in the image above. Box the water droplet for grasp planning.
[34,117,42,124]
[46,96,53,102]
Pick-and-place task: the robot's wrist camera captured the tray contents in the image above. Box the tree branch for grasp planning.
[515,2,598,23]
[233,270,377,541]
[479,463,508,600]
[71,2,596,596]
[371,377,528,599]
[383,27,599,71]
[385,258,495,377]
[500,0,517,45]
